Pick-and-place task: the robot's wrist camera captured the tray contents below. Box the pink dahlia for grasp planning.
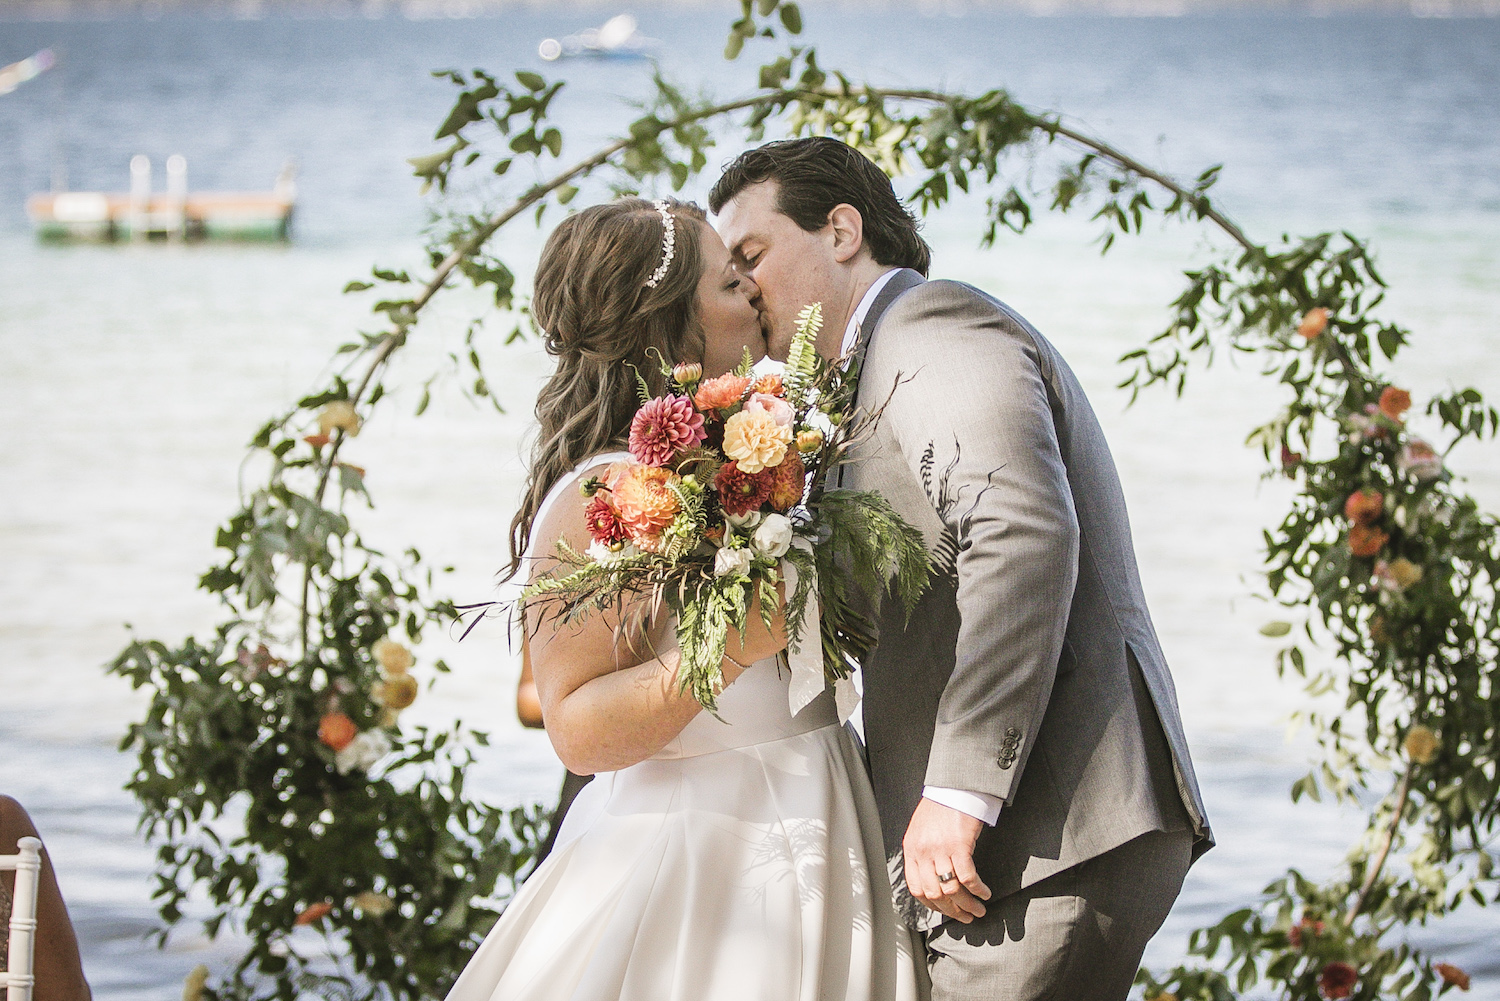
[629,395,706,467]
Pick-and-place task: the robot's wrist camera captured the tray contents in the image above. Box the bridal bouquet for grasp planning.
[520,304,930,711]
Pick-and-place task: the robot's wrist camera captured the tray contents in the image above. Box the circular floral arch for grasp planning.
[112,5,1498,998]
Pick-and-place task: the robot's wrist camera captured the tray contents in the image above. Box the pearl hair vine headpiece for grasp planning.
[644,198,677,289]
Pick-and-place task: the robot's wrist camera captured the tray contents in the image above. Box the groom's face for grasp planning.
[716,180,844,362]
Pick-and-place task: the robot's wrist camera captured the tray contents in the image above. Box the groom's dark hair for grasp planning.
[709,137,931,276]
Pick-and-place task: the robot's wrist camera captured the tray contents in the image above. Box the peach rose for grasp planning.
[611,466,681,539]
[722,409,793,473]
[744,391,794,427]
[693,373,751,412]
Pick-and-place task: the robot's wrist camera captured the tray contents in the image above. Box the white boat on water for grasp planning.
[538,14,659,62]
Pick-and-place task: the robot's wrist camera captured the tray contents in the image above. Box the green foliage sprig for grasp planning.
[119,3,1495,997]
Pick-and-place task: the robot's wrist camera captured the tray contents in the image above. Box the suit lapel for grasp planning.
[835,269,926,490]
[851,268,926,367]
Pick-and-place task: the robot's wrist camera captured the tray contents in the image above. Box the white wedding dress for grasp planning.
[445,454,923,1001]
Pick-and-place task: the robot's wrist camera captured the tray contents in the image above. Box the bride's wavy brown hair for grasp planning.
[508,197,708,575]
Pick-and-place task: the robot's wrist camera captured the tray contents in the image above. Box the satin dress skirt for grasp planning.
[444,662,924,1001]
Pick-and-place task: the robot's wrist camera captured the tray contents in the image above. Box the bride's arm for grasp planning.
[523,472,786,775]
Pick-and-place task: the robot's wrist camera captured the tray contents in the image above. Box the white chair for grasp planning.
[0,836,41,1001]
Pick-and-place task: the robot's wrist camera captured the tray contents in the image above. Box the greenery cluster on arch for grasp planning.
[111,2,1498,998]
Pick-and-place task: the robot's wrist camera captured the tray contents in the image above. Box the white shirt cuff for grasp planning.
[922,785,1004,826]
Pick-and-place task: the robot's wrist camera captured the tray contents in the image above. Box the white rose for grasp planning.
[724,509,762,531]
[714,546,753,578]
[335,730,391,775]
[751,513,794,559]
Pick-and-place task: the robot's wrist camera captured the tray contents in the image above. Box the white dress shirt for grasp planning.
[840,269,1004,828]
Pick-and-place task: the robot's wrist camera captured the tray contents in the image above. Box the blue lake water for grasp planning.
[2,5,1498,997]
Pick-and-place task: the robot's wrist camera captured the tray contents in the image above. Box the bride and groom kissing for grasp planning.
[451,136,1213,1001]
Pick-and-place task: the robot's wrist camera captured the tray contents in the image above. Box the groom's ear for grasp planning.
[827,203,865,264]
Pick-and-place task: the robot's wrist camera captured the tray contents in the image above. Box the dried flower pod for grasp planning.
[317,400,361,437]
[1403,725,1440,765]
[374,673,419,711]
[372,638,414,674]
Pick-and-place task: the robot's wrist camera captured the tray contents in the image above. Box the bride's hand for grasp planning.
[720,581,788,680]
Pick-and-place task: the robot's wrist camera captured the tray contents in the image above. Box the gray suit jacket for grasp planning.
[844,269,1212,908]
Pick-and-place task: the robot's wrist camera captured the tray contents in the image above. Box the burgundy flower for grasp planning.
[716,461,774,517]
[584,495,629,545]
[629,395,706,467]
[1280,444,1303,477]
[1319,962,1358,1000]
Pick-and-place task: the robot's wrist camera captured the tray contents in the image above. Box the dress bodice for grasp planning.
[653,659,836,760]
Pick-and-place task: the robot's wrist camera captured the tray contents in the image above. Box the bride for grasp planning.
[444,197,924,1001]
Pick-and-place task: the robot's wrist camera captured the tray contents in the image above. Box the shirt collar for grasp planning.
[839,268,900,359]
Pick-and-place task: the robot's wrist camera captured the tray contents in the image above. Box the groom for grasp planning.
[710,138,1212,1000]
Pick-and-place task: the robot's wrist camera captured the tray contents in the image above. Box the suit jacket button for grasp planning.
[1005,726,1020,738]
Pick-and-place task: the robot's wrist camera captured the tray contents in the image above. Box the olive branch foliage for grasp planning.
[111,1,1498,998]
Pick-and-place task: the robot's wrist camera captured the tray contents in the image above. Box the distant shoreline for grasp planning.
[4,0,1499,22]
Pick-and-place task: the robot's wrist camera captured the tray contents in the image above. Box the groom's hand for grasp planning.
[903,798,992,923]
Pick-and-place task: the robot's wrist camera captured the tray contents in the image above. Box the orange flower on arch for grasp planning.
[295,901,333,926]
[1379,386,1412,421]
[1348,524,1389,558]
[1343,489,1384,526]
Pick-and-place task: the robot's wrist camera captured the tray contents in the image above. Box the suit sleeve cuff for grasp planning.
[922,785,1004,826]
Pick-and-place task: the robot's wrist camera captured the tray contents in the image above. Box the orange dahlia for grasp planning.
[751,372,785,396]
[768,451,806,511]
[694,373,751,412]
[611,466,681,540]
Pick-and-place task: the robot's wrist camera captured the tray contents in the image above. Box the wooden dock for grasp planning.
[27,155,296,242]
